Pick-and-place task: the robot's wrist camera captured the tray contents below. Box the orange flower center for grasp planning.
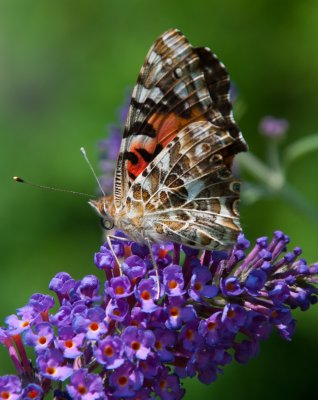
[170,307,179,317]
[26,389,39,399]
[207,321,216,331]
[104,345,114,357]
[141,290,151,300]
[226,282,235,292]
[38,336,47,345]
[194,282,202,291]
[131,341,141,351]
[89,322,99,331]
[118,376,128,386]
[65,339,74,348]
[158,249,168,259]
[77,385,87,395]
[46,366,56,375]
[1,392,10,399]
[168,280,177,289]
[115,286,125,295]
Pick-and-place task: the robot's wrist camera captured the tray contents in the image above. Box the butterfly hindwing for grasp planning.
[127,121,241,249]
[114,29,246,209]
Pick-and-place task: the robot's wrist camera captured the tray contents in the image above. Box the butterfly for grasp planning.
[89,28,247,254]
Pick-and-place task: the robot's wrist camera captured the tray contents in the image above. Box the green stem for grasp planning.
[237,153,284,191]
[238,152,318,221]
[267,140,282,172]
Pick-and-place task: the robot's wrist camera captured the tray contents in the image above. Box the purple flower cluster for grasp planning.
[1,231,317,399]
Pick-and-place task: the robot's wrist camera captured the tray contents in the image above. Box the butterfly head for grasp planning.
[88,195,115,230]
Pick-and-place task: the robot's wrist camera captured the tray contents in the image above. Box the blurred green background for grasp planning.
[1,0,318,398]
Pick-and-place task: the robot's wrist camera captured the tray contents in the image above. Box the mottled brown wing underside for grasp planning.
[127,121,241,249]
[114,29,247,209]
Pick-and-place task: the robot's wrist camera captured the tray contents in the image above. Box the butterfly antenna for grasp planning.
[13,176,96,198]
[80,147,106,196]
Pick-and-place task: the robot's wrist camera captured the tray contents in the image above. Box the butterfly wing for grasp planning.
[126,120,241,249]
[114,29,247,209]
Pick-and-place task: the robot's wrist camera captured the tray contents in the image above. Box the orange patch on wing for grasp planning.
[128,152,149,178]
[149,112,186,147]
[127,108,208,179]
[150,107,208,147]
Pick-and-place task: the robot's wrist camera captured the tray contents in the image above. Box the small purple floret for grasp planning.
[259,116,289,137]
[66,368,105,400]
[37,349,73,381]
[122,326,155,361]
[0,375,22,400]
[94,336,125,369]
[109,362,143,398]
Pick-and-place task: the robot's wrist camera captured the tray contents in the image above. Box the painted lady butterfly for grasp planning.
[89,29,247,253]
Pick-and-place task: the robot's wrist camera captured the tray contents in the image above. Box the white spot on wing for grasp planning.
[174,67,183,78]
[142,178,152,194]
[185,180,205,201]
[174,81,188,99]
[150,61,163,80]
[194,143,210,158]
[148,51,158,64]
[136,84,163,103]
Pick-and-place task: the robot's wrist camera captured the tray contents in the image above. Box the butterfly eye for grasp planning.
[100,218,114,230]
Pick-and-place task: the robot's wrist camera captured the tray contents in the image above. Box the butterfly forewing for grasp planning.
[111,29,247,250]
[114,29,246,210]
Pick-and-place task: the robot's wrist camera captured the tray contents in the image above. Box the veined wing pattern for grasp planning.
[92,28,247,250]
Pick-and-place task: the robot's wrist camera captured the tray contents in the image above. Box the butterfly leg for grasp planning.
[145,238,161,299]
[106,235,131,276]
